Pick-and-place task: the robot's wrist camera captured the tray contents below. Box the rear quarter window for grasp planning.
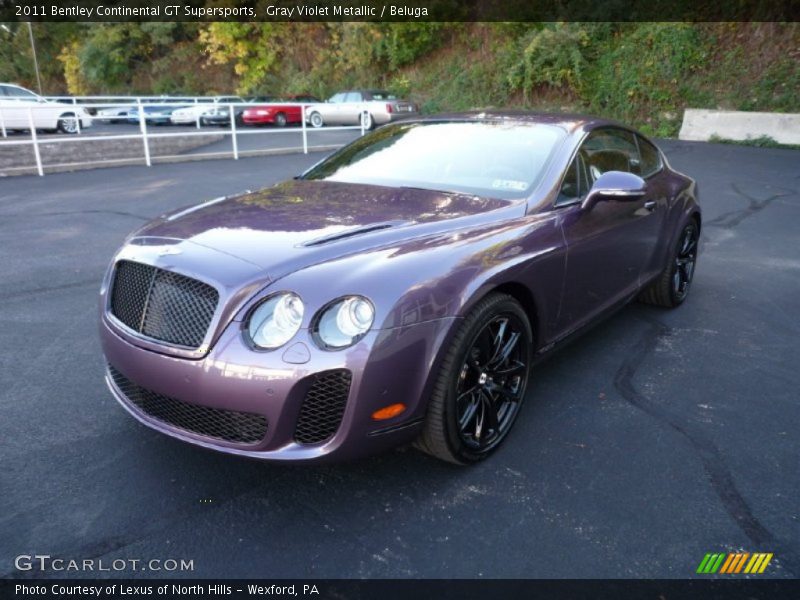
[637,135,663,178]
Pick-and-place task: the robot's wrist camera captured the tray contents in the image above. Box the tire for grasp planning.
[56,113,79,134]
[360,111,374,130]
[309,112,324,128]
[639,220,699,308]
[274,112,287,127]
[415,293,533,465]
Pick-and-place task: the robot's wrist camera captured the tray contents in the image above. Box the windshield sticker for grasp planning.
[491,179,528,191]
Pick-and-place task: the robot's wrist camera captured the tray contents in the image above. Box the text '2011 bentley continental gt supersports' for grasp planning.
[99,112,700,465]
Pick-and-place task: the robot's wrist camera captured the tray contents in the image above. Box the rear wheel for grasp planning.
[57,113,79,134]
[639,220,699,307]
[309,112,324,128]
[360,111,374,130]
[274,112,287,127]
[415,293,533,465]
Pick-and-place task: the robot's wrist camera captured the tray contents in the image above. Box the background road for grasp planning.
[1,141,798,578]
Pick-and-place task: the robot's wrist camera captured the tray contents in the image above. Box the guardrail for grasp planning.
[43,95,232,105]
[0,100,366,176]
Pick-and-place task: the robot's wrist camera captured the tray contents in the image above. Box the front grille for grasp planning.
[110,260,219,349]
[108,365,268,445]
[294,370,352,445]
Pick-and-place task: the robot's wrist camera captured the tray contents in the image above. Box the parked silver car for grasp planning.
[304,90,418,129]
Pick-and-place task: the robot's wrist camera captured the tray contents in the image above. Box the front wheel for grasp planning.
[639,220,699,307]
[415,293,533,465]
[57,113,79,134]
[309,112,324,128]
[274,112,287,127]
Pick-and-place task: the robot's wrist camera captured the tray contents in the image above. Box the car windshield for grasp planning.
[369,91,397,100]
[301,121,566,199]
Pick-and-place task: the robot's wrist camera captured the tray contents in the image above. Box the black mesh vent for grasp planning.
[108,365,267,445]
[110,260,218,349]
[294,370,352,445]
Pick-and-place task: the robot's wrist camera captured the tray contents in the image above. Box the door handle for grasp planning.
[644,201,657,212]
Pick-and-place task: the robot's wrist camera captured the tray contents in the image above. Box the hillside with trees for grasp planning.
[1,22,797,135]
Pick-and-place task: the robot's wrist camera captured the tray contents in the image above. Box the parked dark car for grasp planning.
[126,104,187,125]
[242,95,321,127]
[100,113,700,464]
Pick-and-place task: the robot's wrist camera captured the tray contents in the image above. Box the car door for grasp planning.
[633,134,671,281]
[321,92,347,124]
[555,127,663,333]
[343,91,364,124]
[1,85,37,128]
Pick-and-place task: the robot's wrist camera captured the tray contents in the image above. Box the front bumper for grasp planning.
[100,313,456,462]
[201,115,231,125]
[242,114,274,125]
[170,115,198,125]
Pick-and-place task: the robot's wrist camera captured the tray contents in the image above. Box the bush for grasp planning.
[506,24,590,100]
[586,23,709,135]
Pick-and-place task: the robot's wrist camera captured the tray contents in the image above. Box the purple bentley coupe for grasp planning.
[99,112,700,464]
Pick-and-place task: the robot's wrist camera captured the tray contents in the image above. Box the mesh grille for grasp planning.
[108,365,267,445]
[110,260,218,349]
[294,370,352,445]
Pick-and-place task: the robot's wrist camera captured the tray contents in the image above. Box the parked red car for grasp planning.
[242,95,320,127]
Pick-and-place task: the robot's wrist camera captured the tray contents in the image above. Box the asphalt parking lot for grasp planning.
[1,140,798,579]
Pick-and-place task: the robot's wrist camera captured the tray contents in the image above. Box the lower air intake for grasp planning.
[108,365,267,445]
[294,370,352,445]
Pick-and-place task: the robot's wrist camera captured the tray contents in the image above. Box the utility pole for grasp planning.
[27,22,43,95]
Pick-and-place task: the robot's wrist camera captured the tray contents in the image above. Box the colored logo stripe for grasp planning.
[745,553,773,574]
[697,553,725,573]
[697,552,773,574]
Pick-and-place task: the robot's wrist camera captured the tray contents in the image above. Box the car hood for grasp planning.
[134,180,523,282]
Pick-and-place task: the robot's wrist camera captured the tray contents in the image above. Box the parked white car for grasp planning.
[0,83,92,133]
[170,96,244,125]
[95,105,135,122]
[304,90,418,129]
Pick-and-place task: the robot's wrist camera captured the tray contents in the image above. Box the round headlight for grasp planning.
[315,296,375,349]
[247,293,304,350]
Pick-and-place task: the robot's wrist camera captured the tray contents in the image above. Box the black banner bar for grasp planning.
[1,0,799,23]
[3,579,800,600]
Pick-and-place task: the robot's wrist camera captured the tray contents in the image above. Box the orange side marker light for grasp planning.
[372,403,407,421]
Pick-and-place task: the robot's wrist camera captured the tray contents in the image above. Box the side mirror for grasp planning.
[581,171,646,211]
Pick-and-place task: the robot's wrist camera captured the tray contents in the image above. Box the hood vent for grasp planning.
[301,220,408,247]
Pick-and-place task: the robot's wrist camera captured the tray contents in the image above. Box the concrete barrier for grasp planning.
[679,109,800,144]
[0,133,224,177]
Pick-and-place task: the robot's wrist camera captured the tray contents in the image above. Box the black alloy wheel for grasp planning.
[672,223,698,302]
[639,219,700,308]
[455,313,529,452]
[416,293,532,464]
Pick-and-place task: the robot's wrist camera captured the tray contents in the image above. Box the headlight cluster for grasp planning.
[246,293,375,351]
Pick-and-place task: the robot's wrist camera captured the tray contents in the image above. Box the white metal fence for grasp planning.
[0,99,366,176]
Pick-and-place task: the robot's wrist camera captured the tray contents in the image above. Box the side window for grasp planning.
[556,152,592,206]
[0,86,7,97]
[6,86,39,100]
[328,93,346,103]
[636,135,662,178]
[582,128,641,181]
[345,92,363,102]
